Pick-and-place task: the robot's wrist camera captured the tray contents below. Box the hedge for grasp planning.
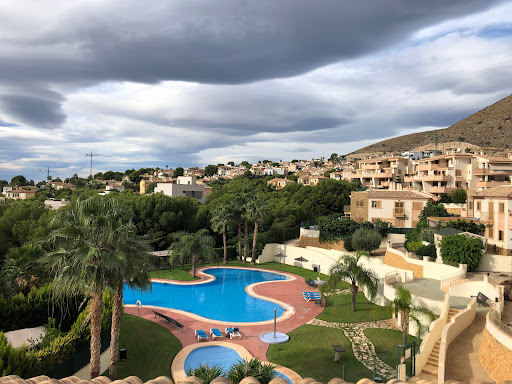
[0,289,113,378]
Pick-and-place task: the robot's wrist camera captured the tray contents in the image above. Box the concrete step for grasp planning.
[422,364,438,375]
[427,357,439,366]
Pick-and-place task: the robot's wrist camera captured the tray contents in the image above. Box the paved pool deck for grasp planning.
[124,268,323,361]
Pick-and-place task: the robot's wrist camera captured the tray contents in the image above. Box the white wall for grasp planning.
[449,278,501,302]
[299,228,320,238]
[476,253,512,272]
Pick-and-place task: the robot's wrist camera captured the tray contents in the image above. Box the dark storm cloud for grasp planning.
[0,94,66,129]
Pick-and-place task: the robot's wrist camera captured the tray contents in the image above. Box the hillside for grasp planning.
[351,94,512,158]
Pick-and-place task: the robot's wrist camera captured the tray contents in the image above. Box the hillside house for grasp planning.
[155,176,206,203]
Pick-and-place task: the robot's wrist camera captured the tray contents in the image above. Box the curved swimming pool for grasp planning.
[123,268,290,322]
[184,345,292,384]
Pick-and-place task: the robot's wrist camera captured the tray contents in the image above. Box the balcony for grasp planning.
[380,181,390,187]
[474,168,512,176]
[422,174,450,182]
[429,186,455,194]
[372,172,393,178]
[416,164,439,171]
[477,180,511,188]
[393,209,405,218]
[360,164,383,170]
[403,176,415,183]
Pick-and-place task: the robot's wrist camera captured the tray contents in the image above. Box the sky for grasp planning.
[1,0,512,182]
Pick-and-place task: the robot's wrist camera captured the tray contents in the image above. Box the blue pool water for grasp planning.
[123,268,289,322]
[184,346,292,384]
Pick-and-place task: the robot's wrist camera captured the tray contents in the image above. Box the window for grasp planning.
[356,200,364,207]
[456,170,462,176]
[469,202,473,210]
[371,200,381,208]
[412,202,423,210]
[476,201,481,211]
[499,230,504,241]
[499,203,505,213]
[488,227,494,239]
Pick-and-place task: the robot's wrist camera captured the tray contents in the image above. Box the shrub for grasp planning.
[450,188,467,204]
[440,234,484,272]
[406,241,423,253]
[227,358,276,384]
[416,244,436,258]
[445,219,484,235]
[351,228,381,253]
[343,236,354,252]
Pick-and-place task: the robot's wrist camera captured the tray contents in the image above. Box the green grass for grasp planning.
[364,328,418,376]
[318,292,392,323]
[149,260,347,286]
[114,313,182,381]
[268,324,373,383]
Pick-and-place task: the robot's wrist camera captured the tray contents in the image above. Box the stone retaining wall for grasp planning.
[383,249,423,278]
[478,327,512,383]
[298,236,346,251]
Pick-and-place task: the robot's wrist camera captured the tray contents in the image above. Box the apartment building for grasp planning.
[350,157,409,190]
[405,153,512,196]
[155,176,206,203]
[350,190,437,228]
[469,185,512,255]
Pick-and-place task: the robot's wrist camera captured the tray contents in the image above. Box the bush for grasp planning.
[416,244,437,258]
[351,228,381,253]
[440,234,484,272]
[343,236,354,252]
[187,364,224,384]
[227,358,276,384]
[451,188,467,204]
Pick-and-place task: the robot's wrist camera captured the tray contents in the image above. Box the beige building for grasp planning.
[5,188,37,200]
[470,185,512,255]
[351,157,409,189]
[155,176,206,203]
[267,178,294,190]
[298,175,326,186]
[140,177,175,194]
[350,190,437,228]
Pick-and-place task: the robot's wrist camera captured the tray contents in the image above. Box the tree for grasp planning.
[418,202,448,224]
[351,227,382,253]
[204,165,218,177]
[451,188,467,204]
[445,219,485,235]
[241,161,251,169]
[328,251,379,312]
[291,159,299,163]
[228,161,235,166]
[169,229,217,278]
[0,180,8,188]
[246,194,269,264]
[387,286,436,345]
[211,203,235,264]
[10,175,27,186]
[329,153,339,162]
[172,167,185,178]
[145,182,156,194]
[350,178,362,190]
[4,243,44,294]
[43,196,149,379]
[440,234,484,271]
[227,358,276,384]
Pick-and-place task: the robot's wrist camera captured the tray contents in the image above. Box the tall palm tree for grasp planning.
[246,195,269,265]
[211,203,235,264]
[232,194,246,262]
[388,285,436,346]
[328,251,379,312]
[5,243,44,294]
[169,229,217,278]
[43,196,149,379]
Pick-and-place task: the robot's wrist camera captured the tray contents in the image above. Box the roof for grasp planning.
[435,227,464,236]
[358,156,407,163]
[473,185,512,198]
[364,190,436,200]
[475,154,512,163]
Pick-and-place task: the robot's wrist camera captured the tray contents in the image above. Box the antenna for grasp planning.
[85,153,112,180]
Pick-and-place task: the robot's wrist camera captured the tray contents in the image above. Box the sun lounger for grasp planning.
[303,291,320,296]
[195,329,209,341]
[210,328,223,340]
[303,293,321,302]
[225,327,242,339]
[153,310,184,330]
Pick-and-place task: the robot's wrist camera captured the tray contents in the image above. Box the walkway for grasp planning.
[444,312,493,383]
[307,318,399,380]
[125,271,324,361]
[393,278,471,309]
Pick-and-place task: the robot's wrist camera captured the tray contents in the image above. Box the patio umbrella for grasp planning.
[295,256,308,271]
[274,253,286,268]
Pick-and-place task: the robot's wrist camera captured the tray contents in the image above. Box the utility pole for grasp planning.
[85,153,112,180]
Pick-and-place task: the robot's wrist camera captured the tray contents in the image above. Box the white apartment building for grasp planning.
[155,176,206,203]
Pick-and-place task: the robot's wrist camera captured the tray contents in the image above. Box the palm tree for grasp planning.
[388,285,436,346]
[43,196,149,379]
[5,243,44,294]
[211,203,235,264]
[328,251,379,312]
[232,194,246,262]
[246,195,269,265]
[169,229,217,278]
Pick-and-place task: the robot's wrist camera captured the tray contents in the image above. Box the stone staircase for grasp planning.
[421,308,460,375]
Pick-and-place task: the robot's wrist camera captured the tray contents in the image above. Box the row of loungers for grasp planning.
[195,327,242,341]
[153,311,184,330]
[303,291,321,302]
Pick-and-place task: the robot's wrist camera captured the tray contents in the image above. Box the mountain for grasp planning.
[350,94,512,158]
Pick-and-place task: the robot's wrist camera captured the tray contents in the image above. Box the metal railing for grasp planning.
[489,303,512,337]
[440,264,466,289]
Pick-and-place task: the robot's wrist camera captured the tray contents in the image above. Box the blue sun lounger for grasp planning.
[210,328,223,339]
[225,327,242,339]
[195,329,209,341]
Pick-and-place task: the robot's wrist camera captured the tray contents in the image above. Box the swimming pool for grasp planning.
[184,345,292,384]
[123,267,291,322]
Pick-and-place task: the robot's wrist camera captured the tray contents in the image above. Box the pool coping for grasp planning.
[171,341,302,384]
[125,266,297,326]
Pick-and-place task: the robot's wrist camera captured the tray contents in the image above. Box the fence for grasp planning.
[440,265,466,290]
[489,303,512,337]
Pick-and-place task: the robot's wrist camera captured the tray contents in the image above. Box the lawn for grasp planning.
[318,292,392,323]
[149,260,346,286]
[364,328,418,376]
[267,324,373,383]
[114,313,182,381]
